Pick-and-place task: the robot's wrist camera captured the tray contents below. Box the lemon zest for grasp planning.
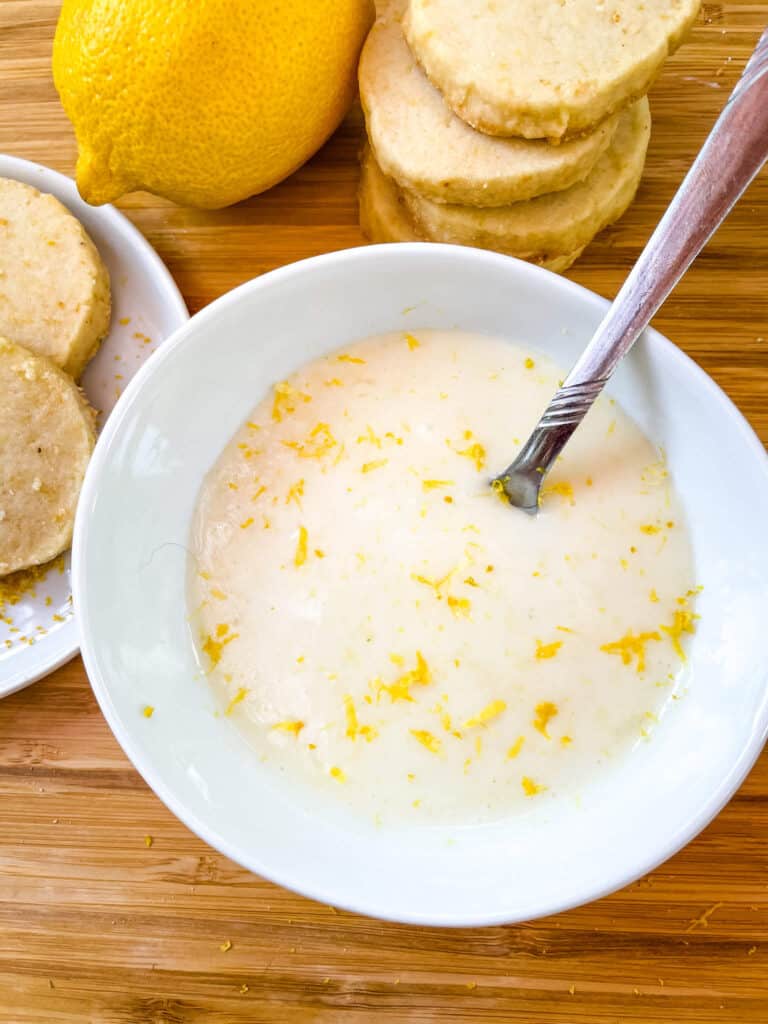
[283,422,337,459]
[507,735,525,759]
[294,525,308,566]
[376,651,431,703]
[535,639,563,660]
[329,766,346,782]
[404,332,420,350]
[600,630,661,673]
[343,695,378,742]
[455,441,486,471]
[286,479,305,507]
[463,699,507,729]
[356,425,382,448]
[344,700,356,741]
[490,478,508,504]
[540,481,575,505]
[271,720,304,736]
[225,687,249,715]
[376,676,414,703]
[411,568,455,598]
[362,458,388,473]
[447,595,471,617]
[202,625,238,668]
[533,701,558,738]
[522,776,546,796]
[660,607,699,661]
[271,380,310,423]
[410,729,441,754]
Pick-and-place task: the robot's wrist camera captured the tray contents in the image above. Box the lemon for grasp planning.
[53,0,374,209]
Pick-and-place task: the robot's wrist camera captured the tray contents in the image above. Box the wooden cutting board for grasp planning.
[1,2,767,1021]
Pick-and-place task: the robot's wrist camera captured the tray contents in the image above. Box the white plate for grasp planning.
[73,244,768,926]
[0,154,188,699]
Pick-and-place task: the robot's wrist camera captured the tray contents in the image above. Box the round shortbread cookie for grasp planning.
[400,99,650,259]
[0,337,95,576]
[358,146,585,273]
[359,146,421,244]
[404,0,698,140]
[0,177,111,380]
[360,13,618,206]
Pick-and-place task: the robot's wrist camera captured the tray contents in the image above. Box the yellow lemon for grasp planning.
[53,0,374,208]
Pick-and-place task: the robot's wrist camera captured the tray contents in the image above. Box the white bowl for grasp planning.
[73,244,768,926]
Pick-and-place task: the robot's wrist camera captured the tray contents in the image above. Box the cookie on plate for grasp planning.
[0,337,95,576]
[403,0,698,139]
[358,145,585,273]
[400,99,650,261]
[0,177,111,380]
[360,13,618,206]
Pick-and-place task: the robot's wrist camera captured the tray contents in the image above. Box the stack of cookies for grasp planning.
[358,0,699,271]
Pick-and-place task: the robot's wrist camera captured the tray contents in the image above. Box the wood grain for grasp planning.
[1,1,767,1021]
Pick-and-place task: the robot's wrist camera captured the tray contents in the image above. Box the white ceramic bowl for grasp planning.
[73,244,768,926]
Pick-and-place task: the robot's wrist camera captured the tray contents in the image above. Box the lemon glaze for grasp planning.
[189,329,697,826]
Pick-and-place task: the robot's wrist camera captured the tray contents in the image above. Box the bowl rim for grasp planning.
[73,243,768,926]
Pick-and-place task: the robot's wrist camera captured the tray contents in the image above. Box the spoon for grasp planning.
[492,25,768,513]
